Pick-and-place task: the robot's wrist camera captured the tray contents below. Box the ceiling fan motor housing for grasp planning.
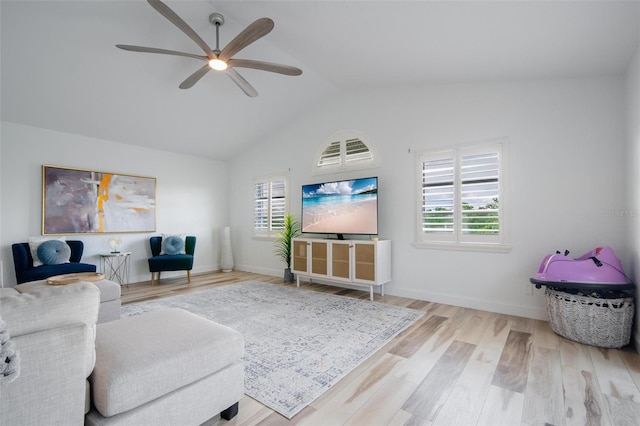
[209,13,224,27]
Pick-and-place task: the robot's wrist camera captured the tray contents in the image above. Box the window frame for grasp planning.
[414,138,510,252]
[253,172,289,239]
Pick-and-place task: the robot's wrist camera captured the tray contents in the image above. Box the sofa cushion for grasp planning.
[37,240,71,265]
[6,281,100,338]
[16,279,120,325]
[21,263,97,284]
[3,281,100,378]
[147,254,193,273]
[90,308,244,417]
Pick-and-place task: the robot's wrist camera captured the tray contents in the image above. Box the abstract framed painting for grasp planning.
[42,165,156,235]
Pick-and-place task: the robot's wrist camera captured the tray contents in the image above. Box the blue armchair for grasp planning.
[147,236,196,285]
[12,240,96,284]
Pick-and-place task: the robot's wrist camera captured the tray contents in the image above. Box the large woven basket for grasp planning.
[545,288,634,348]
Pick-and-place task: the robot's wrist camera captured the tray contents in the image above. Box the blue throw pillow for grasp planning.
[161,235,185,255]
[37,240,71,265]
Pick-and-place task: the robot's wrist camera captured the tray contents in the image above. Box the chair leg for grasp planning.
[187,270,191,284]
[150,272,161,285]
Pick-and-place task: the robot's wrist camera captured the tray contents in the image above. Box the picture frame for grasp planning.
[42,165,156,235]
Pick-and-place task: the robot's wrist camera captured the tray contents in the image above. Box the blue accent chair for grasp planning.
[147,236,196,285]
[12,240,96,284]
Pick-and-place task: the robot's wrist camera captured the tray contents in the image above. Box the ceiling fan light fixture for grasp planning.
[208,58,228,71]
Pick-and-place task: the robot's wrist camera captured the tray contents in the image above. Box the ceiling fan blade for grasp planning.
[226,69,258,97]
[218,18,274,62]
[179,64,211,89]
[116,45,208,62]
[147,0,215,59]
[228,59,302,76]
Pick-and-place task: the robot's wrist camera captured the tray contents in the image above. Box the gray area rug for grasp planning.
[121,280,424,418]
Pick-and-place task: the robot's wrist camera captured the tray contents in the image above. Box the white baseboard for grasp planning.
[385,287,548,320]
[233,265,547,320]
[234,264,281,278]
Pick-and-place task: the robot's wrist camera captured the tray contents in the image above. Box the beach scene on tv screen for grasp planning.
[302,178,378,234]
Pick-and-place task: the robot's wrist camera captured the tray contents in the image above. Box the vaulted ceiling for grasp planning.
[2,1,638,160]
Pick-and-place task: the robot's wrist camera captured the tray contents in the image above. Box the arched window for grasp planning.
[313,130,379,175]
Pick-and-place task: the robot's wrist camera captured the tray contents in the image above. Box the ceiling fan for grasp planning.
[117,0,302,97]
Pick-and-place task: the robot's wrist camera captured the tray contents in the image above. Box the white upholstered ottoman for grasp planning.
[92,279,121,323]
[85,308,244,426]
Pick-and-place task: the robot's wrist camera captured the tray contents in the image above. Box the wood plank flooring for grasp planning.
[121,271,640,426]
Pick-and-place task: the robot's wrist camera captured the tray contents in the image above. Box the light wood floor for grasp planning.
[121,271,640,426]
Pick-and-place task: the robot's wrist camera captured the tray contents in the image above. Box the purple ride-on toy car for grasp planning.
[534,246,630,285]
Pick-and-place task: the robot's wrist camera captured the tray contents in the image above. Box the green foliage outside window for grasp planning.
[424,198,499,234]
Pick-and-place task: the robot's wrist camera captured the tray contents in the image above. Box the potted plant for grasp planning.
[274,214,301,282]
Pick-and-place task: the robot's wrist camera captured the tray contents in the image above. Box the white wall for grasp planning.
[0,122,229,287]
[0,123,3,287]
[0,75,631,323]
[229,76,628,320]
[625,45,640,349]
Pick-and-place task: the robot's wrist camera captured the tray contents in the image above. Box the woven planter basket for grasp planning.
[545,288,634,348]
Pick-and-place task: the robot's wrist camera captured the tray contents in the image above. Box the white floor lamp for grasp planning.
[220,226,234,272]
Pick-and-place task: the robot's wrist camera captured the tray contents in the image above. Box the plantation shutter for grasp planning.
[317,141,341,168]
[254,182,269,230]
[460,152,500,236]
[421,156,456,238]
[254,174,288,236]
[416,139,507,249]
[314,131,379,174]
[345,138,373,164]
[270,179,286,230]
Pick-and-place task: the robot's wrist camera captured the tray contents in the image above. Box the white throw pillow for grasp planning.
[28,236,66,267]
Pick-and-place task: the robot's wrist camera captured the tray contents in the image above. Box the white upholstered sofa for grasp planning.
[0,281,244,425]
[0,281,100,424]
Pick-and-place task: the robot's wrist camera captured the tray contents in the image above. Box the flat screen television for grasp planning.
[301,176,378,239]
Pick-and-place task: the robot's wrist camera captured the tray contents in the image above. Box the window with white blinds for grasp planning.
[254,174,288,237]
[416,139,509,251]
[313,130,379,174]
